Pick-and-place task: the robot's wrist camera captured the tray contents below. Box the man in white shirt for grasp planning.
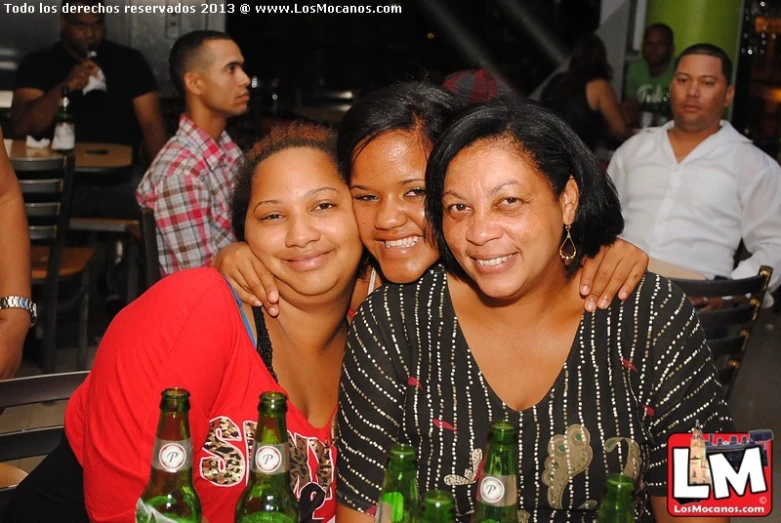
[608,43,781,300]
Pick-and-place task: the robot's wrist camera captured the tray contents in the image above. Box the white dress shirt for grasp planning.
[608,121,781,296]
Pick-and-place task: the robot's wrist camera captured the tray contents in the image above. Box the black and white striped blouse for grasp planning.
[336,265,733,522]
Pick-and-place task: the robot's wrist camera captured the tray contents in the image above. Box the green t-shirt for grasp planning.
[625,58,676,103]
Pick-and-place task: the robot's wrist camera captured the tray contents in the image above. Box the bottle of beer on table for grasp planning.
[376,444,419,523]
[472,421,518,523]
[596,473,635,523]
[417,490,456,523]
[52,86,75,153]
[136,388,202,523]
[236,391,299,523]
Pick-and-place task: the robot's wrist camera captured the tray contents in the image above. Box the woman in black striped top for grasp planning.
[335,101,733,522]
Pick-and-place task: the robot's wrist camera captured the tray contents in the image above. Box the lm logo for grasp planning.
[667,428,773,517]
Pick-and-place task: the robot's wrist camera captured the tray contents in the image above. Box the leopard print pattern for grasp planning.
[201,416,245,486]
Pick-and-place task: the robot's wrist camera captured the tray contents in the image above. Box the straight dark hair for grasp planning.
[336,81,461,181]
[675,43,733,85]
[425,100,624,277]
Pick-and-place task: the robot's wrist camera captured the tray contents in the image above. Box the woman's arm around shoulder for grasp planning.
[580,238,649,312]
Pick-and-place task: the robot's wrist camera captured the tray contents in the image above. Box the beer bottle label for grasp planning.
[151,438,192,472]
[52,122,75,151]
[253,443,289,474]
[477,474,518,507]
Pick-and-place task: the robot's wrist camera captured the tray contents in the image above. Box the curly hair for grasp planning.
[230,123,339,241]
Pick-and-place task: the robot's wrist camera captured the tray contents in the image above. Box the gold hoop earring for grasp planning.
[559,224,577,266]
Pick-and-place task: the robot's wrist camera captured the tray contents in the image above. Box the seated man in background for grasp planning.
[11,0,167,219]
[608,43,781,303]
[622,23,676,124]
[136,30,250,275]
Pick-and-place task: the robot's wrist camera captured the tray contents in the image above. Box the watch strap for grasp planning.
[0,296,38,327]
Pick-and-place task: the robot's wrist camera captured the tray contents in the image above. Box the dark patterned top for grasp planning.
[336,266,734,522]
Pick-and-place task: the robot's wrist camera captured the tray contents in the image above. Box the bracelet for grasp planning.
[0,296,38,328]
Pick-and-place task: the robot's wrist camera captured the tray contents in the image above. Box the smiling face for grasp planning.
[189,39,250,118]
[671,54,734,134]
[244,147,362,301]
[350,130,441,283]
[441,138,578,301]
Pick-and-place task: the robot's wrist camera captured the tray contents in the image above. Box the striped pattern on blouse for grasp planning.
[336,266,733,522]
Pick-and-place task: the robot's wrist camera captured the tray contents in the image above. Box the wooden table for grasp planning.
[6,138,140,301]
[4,139,133,173]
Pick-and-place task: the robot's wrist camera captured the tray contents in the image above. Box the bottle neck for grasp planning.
[383,460,417,489]
[478,440,518,507]
[483,441,517,476]
[599,488,634,515]
[148,410,194,485]
[249,410,291,486]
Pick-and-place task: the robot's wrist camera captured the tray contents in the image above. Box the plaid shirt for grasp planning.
[136,114,242,275]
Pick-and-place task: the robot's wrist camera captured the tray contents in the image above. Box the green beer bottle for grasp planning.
[376,444,419,523]
[235,391,299,523]
[596,473,635,523]
[136,388,202,523]
[472,421,518,523]
[417,490,456,523]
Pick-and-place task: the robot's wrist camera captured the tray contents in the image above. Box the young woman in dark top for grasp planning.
[216,82,648,314]
[335,100,732,523]
[541,34,630,150]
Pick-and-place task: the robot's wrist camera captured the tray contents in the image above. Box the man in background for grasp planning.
[136,30,249,275]
[623,23,676,122]
[608,43,781,304]
[10,0,167,219]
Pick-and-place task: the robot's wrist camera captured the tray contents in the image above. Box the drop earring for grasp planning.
[559,224,577,265]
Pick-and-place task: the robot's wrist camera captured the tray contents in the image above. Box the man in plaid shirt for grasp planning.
[137,30,250,275]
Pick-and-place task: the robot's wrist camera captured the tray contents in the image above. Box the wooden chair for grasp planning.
[0,371,89,512]
[140,207,161,289]
[13,155,94,373]
[69,216,141,302]
[671,266,773,400]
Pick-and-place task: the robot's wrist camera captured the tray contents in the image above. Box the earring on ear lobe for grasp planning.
[559,224,577,266]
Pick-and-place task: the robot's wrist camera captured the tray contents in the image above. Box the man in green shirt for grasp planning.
[623,24,675,121]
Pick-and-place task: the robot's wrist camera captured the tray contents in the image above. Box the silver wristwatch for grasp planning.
[0,296,38,327]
